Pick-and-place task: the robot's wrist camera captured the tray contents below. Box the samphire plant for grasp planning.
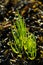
[10,12,37,60]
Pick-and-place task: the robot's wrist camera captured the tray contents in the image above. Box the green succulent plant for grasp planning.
[10,12,37,60]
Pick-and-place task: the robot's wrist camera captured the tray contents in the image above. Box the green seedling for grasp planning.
[10,12,37,60]
[24,33,36,60]
[10,13,27,57]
